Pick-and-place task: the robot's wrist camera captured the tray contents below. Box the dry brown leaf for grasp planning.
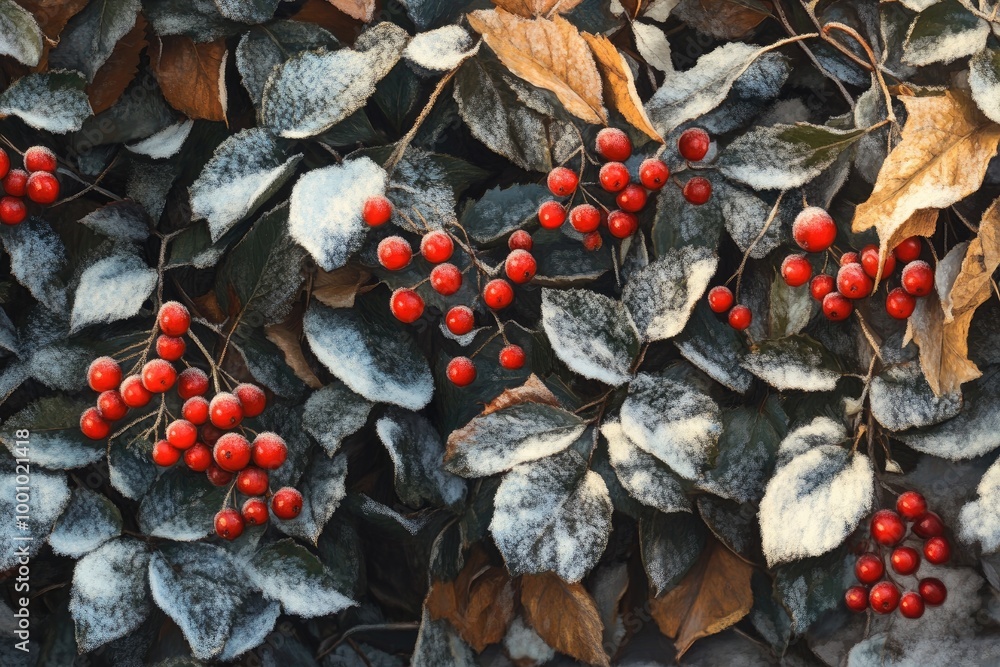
[425,548,516,652]
[482,374,560,415]
[15,0,88,39]
[88,15,147,115]
[311,265,371,309]
[905,291,981,396]
[292,0,366,43]
[151,36,228,122]
[327,0,375,21]
[649,540,753,659]
[264,321,323,389]
[521,572,610,667]
[491,0,585,18]
[583,33,662,142]
[191,291,227,324]
[467,9,607,125]
[947,198,1000,321]
[618,0,644,19]
[672,0,770,40]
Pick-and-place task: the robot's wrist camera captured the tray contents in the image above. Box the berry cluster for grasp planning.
[844,492,950,619]
[0,146,61,226]
[80,302,303,541]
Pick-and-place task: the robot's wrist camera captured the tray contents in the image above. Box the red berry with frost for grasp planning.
[88,356,122,392]
[639,159,669,189]
[822,292,853,321]
[844,586,868,612]
[184,443,212,472]
[861,244,895,279]
[918,578,947,605]
[420,230,454,263]
[0,148,8,179]
[252,432,287,469]
[890,546,920,575]
[582,231,603,251]
[26,171,58,204]
[840,252,860,266]
[682,177,712,205]
[505,249,537,284]
[707,286,734,313]
[80,407,110,440]
[896,491,927,521]
[233,383,266,418]
[214,433,251,472]
[894,236,922,263]
[810,274,835,301]
[913,511,944,538]
[157,301,190,336]
[242,498,269,525]
[923,536,951,565]
[377,236,412,271]
[793,207,837,252]
[899,592,925,619]
[901,260,933,297]
[430,263,463,295]
[607,210,638,238]
[24,146,56,173]
[271,487,303,520]
[447,356,477,386]
[206,463,233,486]
[176,367,209,400]
[617,184,647,214]
[869,581,901,614]
[499,344,526,370]
[3,169,27,196]
[214,508,244,540]
[390,288,425,323]
[855,552,884,584]
[362,195,392,226]
[728,304,752,330]
[508,230,533,251]
[483,279,514,309]
[538,200,566,229]
[871,509,906,546]
[678,128,710,162]
[886,288,916,320]
[570,204,601,233]
[155,335,185,361]
[236,467,269,496]
[837,263,873,300]
[547,167,578,196]
[166,419,198,450]
[151,439,180,466]
[445,306,475,335]
[598,162,630,193]
[97,390,128,421]
[210,392,243,429]
[596,127,632,161]
[120,375,152,408]
[0,196,26,225]
[781,254,813,287]
[141,359,177,393]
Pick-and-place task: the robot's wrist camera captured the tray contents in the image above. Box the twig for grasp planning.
[384,68,459,174]
[773,0,855,108]
[822,22,895,123]
[52,153,120,206]
[731,193,785,299]
[187,329,221,393]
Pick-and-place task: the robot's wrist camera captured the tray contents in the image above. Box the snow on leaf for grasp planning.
[404,26,479,71]
[640,511,706,597]
[674,302,753,393]
[740,335,840,391]
[460,183,551,244]
[0,216,68,312]
[902,0,988,67]
[247,539,356,617]
[959,457,1000,553]
[0,71,92,133]
[632,21,673,73]
[721,182,781,260]
[0,461,69,570]
[302,382,373,456]
[138,467,227,541]
[541,288,639,386]
[48,0,140,80]
[70,538,150,653]
[274,451,348,545]
[70,251,156,333]
[490,448,612,583]
[218,596,281,662]
[775,417,847,468]
[261,22,408,138]
[623,246,717,342]
[0,0,43,66]
[412,608,477,667]
[235,22,337,110]
[79,201,150,242]
[288,157,387,272]
[0,396,104,470]
[619,371,721,480]
[870,361,962,431]
[49,488,122,558]
[504,616,555,664]
[602,419,691,514]
[126,119,193,159]
[970,46,1000,125]
[303,304,433,411]
[377,408,467,510]
[213,0,279,23]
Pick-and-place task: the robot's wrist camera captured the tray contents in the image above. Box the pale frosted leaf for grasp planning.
[900,0,941,8]
[675,303,753,393]
[959,457,1000,553]
[584,31,663,141]
[504,616,555,664]
[623,246,718,342]
[404,26,479,71]
[49,488,122,558]
[0,463,69,570]
[0,217,68,312]
[0,0,43,66]
[79,201,150,242]
[302,382,373,456]
[632,21,673,73]
[138,468,226,541]
[870,361,962,431]
[377,408,467,510]
[721,180,781,260]
[460,183,551,243]
[640,511,705,597]
[70,252,156,333]
[218,597,281,661]
[970,46,1000,125]
[235,21,337,109]
[645,0,681,20]
[70,538,150,653]
[212,0,279,23]
[384,148,461,229]
[126,119,193,159]
[902,0,988,66]
[247,539,356,617]
[740,335,840,391]
[602,419,690,513]
[275,451,348,544]
[49,0,140,79]
[412,608,476,667]
[0,71,92,132]
[775,417,847,468]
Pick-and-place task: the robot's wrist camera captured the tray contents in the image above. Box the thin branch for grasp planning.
[732,192,785,299]
[773,0,855,108]
[822,22,895,123]
[384,68,460,174]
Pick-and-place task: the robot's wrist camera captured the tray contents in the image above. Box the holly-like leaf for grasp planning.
[623,246,717,342]
[49,488,123,558]
[0,0,44,66]
[902,0,988,67]
[602,419,691,514]
[583,32,662,141]
[274,451,348,545]
[0,217,68,312]
[138,467,227,541]
[520,571,610,667]
[246,539,356,617]
[958,457,1000,553]
[70,251,157,333]
[150,36,228,122]
[740,335,840,392]
[870,361,962,431]
[302,381,373,456]
[0,71,92,133]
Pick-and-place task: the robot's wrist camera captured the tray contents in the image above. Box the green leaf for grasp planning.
[602,419,690,514]
[232,327,307,400]
[0,396,105,469]
[247,539,356,617]
[970,46,1000,125]
[143,0,254,42]
[0,71,92,133]
[49,488,123,558]
[0,0,43,66]
[740,335,841,391]
[138,467,227,541]
[774,546,851,633]
[531,227,613,286]
[0,217,69,313]
[274,451,348,545]
[697,495,762,562]
[301,382,373,456]
[903,0,988,67]
[623,246,718,342]
[460,183,552,244]
[652,172,726,254]
[768,271,813,338]
[675,301,753,393]
[870,361,962,432]
[80,201,151,243]
[639,510,707,596]
[48,0,141,80]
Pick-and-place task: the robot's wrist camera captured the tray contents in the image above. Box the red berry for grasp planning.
[155,335,185,361]
[607,210,638,238]
[80,407,111,440]
[890,546,921,575]
[781,254,813,287]
[822,292,853,321]
[445,306,475,335]
[236,467,269,496]
[362,195,393,226]
[483,279,514,309]
[151,439,180,466]
[547,167,578,196]
[24,146,57,173]
[871,509,906,546]
[97,390,128,421]
[176,367,209,400]
[214,508,244,540]
[837,263,873,300]
[499,344,526,370]
[569,204,601,233]
[157,301,190,337]
[206,463,233,486]
[707,286,734,313]
[678,128,710,162]
[918,578,947,605]
[923,536,951,564]
[377,236,412,271]
[598,162,630,193]
[0,196,26,225]
[899,591,925,619]
[901,260,934,297]
[242,498,269,525]
[682,177,712,205]
[427,263,461,296]
[183,443,212,472]
[913,511,944,539]
[596,127,632,161]
[793,207,837,253]
[88,356,122,392]
[508,230,533,251]
[141,359,176,393]
[420,230,454,263]
[844,585,868,612]
[0,148,8,179]
[214,433,252,472]
[390,287,425,323]
[505,249,537,284]
[26,171,58,204]
[166,419,198,450]
[810,274,835,301]
[855,552,884,584]
[885,288,916,320]
[860,244,896,279]
[120,375,152,408]
[894,237,922,263]
[538,200,566,229]
[233,383,266,418]
[728,304,752,330]
[869,581,901,614]
[200,424,224,447]
[582,231,603,251]
[209,392,244,429]
[639,159,669,189]
[616,183,647,213]
[896,491,928,521]
[840,252,860,266]
[447,356,476,386]
[252,432,287,469]
[271,487,303,520]
[3,169,27,196]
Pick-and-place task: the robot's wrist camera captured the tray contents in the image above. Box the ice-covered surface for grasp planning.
[0,396,104,469]
[127,120,193,159]
[721,184,780,259]
[623,246,717,342]
[0,71,91,133]
[274,451,347,545]
[870,362,962,431]
[49,488,122,558]
[138,468,225,541]
[301,381,373,456]
[69,252,156,333]
[740,335,841,391]
[0,0,42,66]
[404,26,479,71]
[959,457,1000,553]
[247,539,356,617]
[775,416,847,468]
[602,419,691,513]
[217,596,281,661]
[902,4,988,66]
[0,462,69,570]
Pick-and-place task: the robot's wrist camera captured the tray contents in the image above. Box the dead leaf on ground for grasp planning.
[521,571,610,667]
[482,374,560,415]
[151,36,228,122]
[467,9,607,125]
[584,32,662,142]
[311,265,372,309]
[492,0,585,18]
[327,0,375,21]
[16,0,88,39]
[650,540,753,659]
[672,0,771,40]
[265,320,323,389]
[88,15,147,114]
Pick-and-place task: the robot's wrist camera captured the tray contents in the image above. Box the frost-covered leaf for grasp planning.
[301,382,373,456]
[640,511,706,596]
[632,21,673,73]
[0,461,69,570]
[48,0,141,80]
[213,0,279,22]
[0,216,68,312]
[247,539,356,617]
[303,303,433,410]
[460,183,550,244]
[108,433,157,500]
[619,371,721,480]
[79,201,150,242]
[275,451,348,545]
[970,46,1000,125]
[0,396,105,469]
[675,302,753,393]
[217,596,281,662]
[0,71,92,133]
[261,22,408,138]
[445,402,586,477]
[289,157,387,271]
[377,408,467,510]
[405,25,479,71]
[491,448,611,582]
[902,0,988,66]
[49,488,122,558]
[769,273,812,338]
[70,538,150,653]
[126,119,193,159]
[138,467,227,541]
[0,0,43,66]
[233,327,308,400]
[870,361,962,431]
[191,128,303,242]
[721,182,781,259]
[740,335,840,391]
[652,171,726,253]
[773,547,850,634]
[541,288,639,386]
[236,21,337,109]
[413,608,477,667]
[70,251,156,333]
[958,457,1000,553]
[623,246,717,342]
[603,419,690,514]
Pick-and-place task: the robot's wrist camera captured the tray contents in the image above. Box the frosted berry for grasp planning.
[639,159,669,189]
[210,392,243,429]
[822,292,853,321]
[430,263,463,295]
[377,236,412,271]
[157,301,190,336]
[596,127,632,161]
[678,128,710,162]
[810,274,835,301]
[728,304,752,330]
[912,511,944,539]
[0,148,7,179]
[242,498,268,526]
[0,196,26,225]
[155,335,185,361]
[214,433,252,472]
[483,279,514,309]
[141,359,177,393]
[88,356,122,392]
[166,419,198,450]
[918,578,947,605]
[214,508,244,540]
[871,509,906,546]
[505,249,537,284]
[362,195,393,226]
[894,236,922,263]
[509,230,533,251]
[896,491,927,521]
[233,383,266,418]
[923,536,951,565]
[3,169,27,196]
[206,463,233,487]
[890,546,920,575]
[844,586,868,613]
[570,204,601,233]
[837,263,873,300]
[80,408,111,440]
[616,184,647,213]
[861,244,895,279]
[252,432,287,469]
[607,210,638,238]
[582,231,603,251]
[793,207,837,252]
[855,552,884,584]
[682,177,712,205]
[499,344,526,370]
[707,286,734,313]
[538,200,566,229]
[421,230,454,263]
[599,162,630,193]
[271,487,303,520]
[120,375,152,408]
[447,356,477,386]
[177,367,209,400]
[152,439,180,466]
[781,254,812,287]
[901,260,933,297]
[97,390,128,421]
[547,167,578,196]
[886,288,916,320]
[390,288,425,323]
[445,306,475,336]
[869,581,901,614]
[26,171,59,204]
[236,467,269,496]
[24,146,57,173]
[840,251,860,266]
[899,592,925,619]
[184,443,212,472]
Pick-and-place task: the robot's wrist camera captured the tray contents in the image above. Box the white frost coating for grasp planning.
[213,0,277,23]
[376,409,467,509]
[903,10,988,67]
[70,253,157,333]
[1,216,68,312]
[541,288,639,386]
[623,246,717,342]
[412,609,476,667]
[870,362,962,431]
[898,376,1000,459]
[275,452,348,544]
[247,541,356,617]
[302,382,373,456]
[49,488,121,558]
[289,157,387,271]
[676,338,752,393]
[722,185,781,259]
[80,202,150,242]
[0,468,69,570]
[959,458,1000,553]
[619,373,721,480]
[645,0,681,20]
[387,148,459,229]
[775,416,847,468]
[0,0,43,66]
[359,495,427,535]
[740,338,840,391]
[971,46,1000,126]
[71,538,150,652]
[759,446,874,566]
[404,26,479,71]
[900,0,940,8]
[218,597,281,661]
[0,71,92,133]
[602,419,690,513]
[504,616,555,663]
[127,120,193,159]
[632,22,673,73]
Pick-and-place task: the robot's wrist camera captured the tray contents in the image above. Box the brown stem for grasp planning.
[384,68,459,175]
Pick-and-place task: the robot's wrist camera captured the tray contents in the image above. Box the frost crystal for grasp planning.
[127,120,193,159]
[602,419,691,513]
[70,252,156,333]
[623,246,717,342]
[70,538,150,653]
[959,458,1000,553]
[404,26,479,71]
